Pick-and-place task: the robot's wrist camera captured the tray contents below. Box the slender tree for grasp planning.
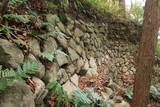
[0,0,8,16]
[119,0,125,10]
[132,0,160,107]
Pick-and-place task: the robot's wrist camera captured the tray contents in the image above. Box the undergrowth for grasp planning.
[0,61,39,93]
[47,81,111,107]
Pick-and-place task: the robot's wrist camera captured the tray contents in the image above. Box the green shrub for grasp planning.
[80,0,124,17]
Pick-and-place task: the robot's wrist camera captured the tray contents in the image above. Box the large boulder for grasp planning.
[0,82,35,107]
[0,39,24,68]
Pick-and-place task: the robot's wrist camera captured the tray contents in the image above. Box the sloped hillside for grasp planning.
[1,0,152,107]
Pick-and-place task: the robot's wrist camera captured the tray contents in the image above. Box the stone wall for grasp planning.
[0,14,139,106]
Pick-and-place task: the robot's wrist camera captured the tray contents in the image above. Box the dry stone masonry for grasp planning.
[0,14,139,107]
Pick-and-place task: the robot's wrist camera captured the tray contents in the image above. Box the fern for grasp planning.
[32,32,56,40]
[41,49,67,62]
[0,61,39,92]
[124,90,133,100]
[36,22,54,28]
[3,14,34,23]
[85,88,101,103]
[0,26,12,36]
[47,81,69,107]
[72,88,92,107]
[150,86,160,101]
[13,39,26,46]
[8,0,28,9]
[45,1,59,9]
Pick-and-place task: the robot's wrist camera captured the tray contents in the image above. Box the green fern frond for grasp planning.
[45,1,59,9]
[8,0,28,9]
[32,32,56,40]
[41,49,67,61]
[13,39,26,46]
[0,61,39,93]
[47,81,69,107]
[3,14,33,23]
[36,22,54,28]
[0,26,12,36]
[85,88,101,103]
[72,88,92,106]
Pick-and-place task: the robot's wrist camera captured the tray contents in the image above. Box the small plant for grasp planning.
[40,49,67,62]
[72,88,92,107]
[36,22,54,28]
[124,90,133,100]
[8,0,28,9]
[0,25,12,36]
[72,88,110,107]
[45,1,59,9]
[0,61,39,92]
[47,81,70,107]
[3,14,35,23]
[150,86,160,101]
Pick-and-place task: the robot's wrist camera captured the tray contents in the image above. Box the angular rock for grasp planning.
[56,34,68,48]
[89,57,97,69]
[76,58,85,74]
[0,39,24,68]
[42,63,59,84]
[46,14,60,25]
[57,68,68,84]
[86,68,98,78]
[70,74,79,86]
[63,80,77,98]
[28,37,41,56]
[66,64,77,74]
[32,77,48,105]
[113,100,130,107]
[43,37,57,52]
[0,82,35,107]
[69,39,83,55]
[104,87,114,100]
[56,54,68,67]
[74,28,84,37]
[57,22,66,33]
[68,47,79,61]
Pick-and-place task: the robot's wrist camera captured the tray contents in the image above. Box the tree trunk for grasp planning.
[119,0,125,10]
[0,0,8,16]
[132,0,160,107]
